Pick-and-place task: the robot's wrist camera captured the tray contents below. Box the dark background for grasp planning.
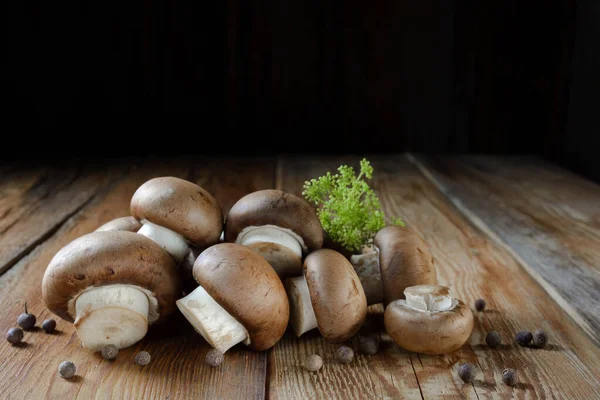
[1,1,598,181]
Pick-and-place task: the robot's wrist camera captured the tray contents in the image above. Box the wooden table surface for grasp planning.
[1,154,599,400]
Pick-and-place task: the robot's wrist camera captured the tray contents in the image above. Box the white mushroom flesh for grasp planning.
[74,284,150,351]
[350,249,383,305]
[286,276,318,337]
[236,225,305,257]
[403,285,456,312]
[176,285,250,353]
[138,220,189,263]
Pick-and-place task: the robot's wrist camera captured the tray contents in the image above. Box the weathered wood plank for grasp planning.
[270,155,600,400]
[409,154,600,345]
[0,157,275,400]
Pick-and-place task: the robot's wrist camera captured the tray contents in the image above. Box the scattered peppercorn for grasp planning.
[485,331,501,348]
[533,329,548,348]
[134,351,151,366]
[102,344,119,360]
[474,299,486,312]
[458,363,477,383]
[42,319,56,333]
[205,349,224,368]
[357,335,379,355]
[305,355,323,372]
[6,328,24,344]
[335,346,354,364]
[515,331,533,346]
[502,368,518,386]
[58,361,76,379]
[17,303,36,330]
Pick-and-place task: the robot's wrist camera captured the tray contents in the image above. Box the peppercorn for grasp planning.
[17,303,36,330]
[42,319,56,333]
[357,335,379,355]
[335,346,354,364]
[515,331,532,346]
[134,351,151,366]
[485,331,501,348]
[58,361,76,379]
[502,368,518,386]
[474,299,486,312]
[102,344,119,360]
[205,349,224,368]
[305,355,323,372]
[533,329,548,348]
[6,328,24,344]
[458,363,477,383]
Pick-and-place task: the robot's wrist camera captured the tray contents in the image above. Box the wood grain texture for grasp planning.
[409,154,600,345]
[0,157,275,400]
[270,155,600,400]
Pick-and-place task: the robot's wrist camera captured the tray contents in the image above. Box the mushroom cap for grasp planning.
[95,216,142,233]
[42,231,180,324]
[193,243,289,351]
[384,293,474,355]
[374,226,437,305]
[224,190,323,252]
[131,177,224,247]
[304,249,367,342]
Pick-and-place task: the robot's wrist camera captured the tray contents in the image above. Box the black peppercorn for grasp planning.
[502,368,518,386]
[532,329,548,348]
[357,335,379,355]
[458,363,477,383]
[6,328,24,344]
[205,349,224,368]
[335,346,354,364]
[42,319,56,333]
[134,351,151,366]
[474,299,486,312]
[102,344,119,360]
[58,361,77,379]
[515,331,532,346]
[17,303,36,330]
[485,331,501,348]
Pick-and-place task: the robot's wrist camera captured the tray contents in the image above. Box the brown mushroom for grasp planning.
[285,249,367,342]
[42,231,180,351]
[131,177,223,263]
[95,216,142,233]
[384,285,474,355]
[350,226,437,305]
[224,190,323,278]
[176,243,289,353]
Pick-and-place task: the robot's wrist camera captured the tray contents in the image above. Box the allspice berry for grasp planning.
[42,319,57,334]
[502,368,518,386]
[17,303,36,330]
[6,327,24,344]
[101,344,119,360]
[305,355,323,372]
[533,329,548,348]
[515,331,533,346]
[474,299,486,312]
[205,349,224,368]
[485,331,501,348]
[134,351,151,366]
[335,346,354,364]
[458,363,477,383]
[357,335,379,355]
[58,361,76,379]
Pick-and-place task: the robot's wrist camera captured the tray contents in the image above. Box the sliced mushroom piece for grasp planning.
[225,190,323,278]
[384,284,474,355]
[131,177,224,263]
[349,226,437,305]
[286,249,367,342]
[42,231,180,351]
[176,243,289,353]
[95,216,142,232]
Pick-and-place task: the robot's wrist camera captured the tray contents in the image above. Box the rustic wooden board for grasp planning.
[409,154,600,345]
[270,155,600,399]
[0,157,275,400]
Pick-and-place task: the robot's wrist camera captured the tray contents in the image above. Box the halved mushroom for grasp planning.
[131,177,223,264]
[176,243,289,353]
[95,216,142,232]
[384,285,474,355]
[285,249,367,342]
[350,226,437,305]
[224,190,323,278]
[42,231,180,351]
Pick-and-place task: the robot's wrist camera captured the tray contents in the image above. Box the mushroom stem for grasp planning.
[285,276,318,337]
[138,220,189,263]
[74,284,150,351]
[350,250,383,305]
[176,285,250,353]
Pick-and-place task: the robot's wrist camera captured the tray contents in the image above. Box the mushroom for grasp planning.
[131,177,223,264]
[95,216,142,233]
[285,249,367,341]
[349,226,437,305]
[224,190,323,278]
[384,285,474,355]
[176,243,289,353]
[42,231,180,351]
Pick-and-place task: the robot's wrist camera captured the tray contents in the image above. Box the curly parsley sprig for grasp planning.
[302,158,404,253]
